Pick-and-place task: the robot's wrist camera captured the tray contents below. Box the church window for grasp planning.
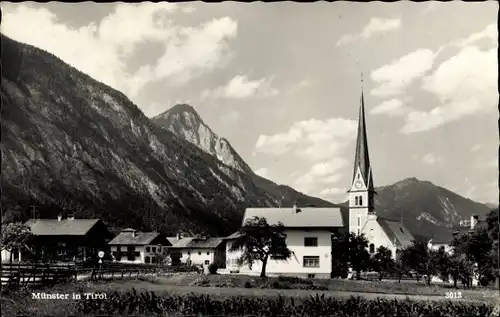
[357,217,360,226]
[355,196,359,205]
[359,196,363,205]
[369,244,375,254]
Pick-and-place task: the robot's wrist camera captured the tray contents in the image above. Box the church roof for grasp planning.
[242,207,344,228]
[352,88,374,192]
[376,217,414,249]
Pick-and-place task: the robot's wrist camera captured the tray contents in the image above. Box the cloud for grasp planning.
[471,144,482,152]
[202,75,279,100]
[255,117,357,161]
[293,159,346,194]
[370,98,408,117]
[402,46,497,133]
[452,23,496,48]
[254,168,269,178]
[288,79,312,94]
[361,17,401,38]
[2,4,237,102]
[422,153,442,165]
[370,49,437,97]
[336,17,401,47]
[319,188,346,199]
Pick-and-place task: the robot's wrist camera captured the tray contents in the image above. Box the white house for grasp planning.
[225,205,345,279]
[108,228,172,264]
[167,234,226,268]
[1,249,22,263]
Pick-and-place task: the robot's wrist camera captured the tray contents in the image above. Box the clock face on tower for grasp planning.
[354,181,362,189]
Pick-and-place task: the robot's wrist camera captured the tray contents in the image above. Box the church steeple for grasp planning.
[352,82,374,193]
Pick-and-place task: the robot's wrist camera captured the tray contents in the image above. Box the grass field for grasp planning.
[2,273,499,317]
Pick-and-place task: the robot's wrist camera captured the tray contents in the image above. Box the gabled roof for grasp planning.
[167,237,224,249]
[223,231,243,240]
[376,217,414,249]
[109,231,162,245]
[25,219,101,236]
[241,207,344,228]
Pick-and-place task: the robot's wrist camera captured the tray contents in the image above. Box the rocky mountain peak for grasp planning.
[152,104,254,174]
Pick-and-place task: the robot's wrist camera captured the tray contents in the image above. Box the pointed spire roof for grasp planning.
[352,78,374,192]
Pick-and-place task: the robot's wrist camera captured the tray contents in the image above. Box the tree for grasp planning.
[1,222,35,262]
[331,233,349,278]
[230,216,292,277]
[371,246,395,281]
[401,240,437,285]
[346,233,370,280]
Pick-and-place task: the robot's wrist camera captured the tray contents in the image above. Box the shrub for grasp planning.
[75,291,494,316]
[208,263,218,274]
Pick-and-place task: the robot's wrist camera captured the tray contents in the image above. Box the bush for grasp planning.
[76,291,494,316]
[208,263,218,274]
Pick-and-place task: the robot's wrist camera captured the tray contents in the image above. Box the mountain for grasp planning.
[485,202,498,209]
[152,105,254,174]
[1,35,335,236]
[364,177,491,239]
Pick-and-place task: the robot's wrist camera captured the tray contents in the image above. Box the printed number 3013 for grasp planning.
[445,291,462,299]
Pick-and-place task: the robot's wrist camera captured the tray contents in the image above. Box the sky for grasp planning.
[2,2,498,205]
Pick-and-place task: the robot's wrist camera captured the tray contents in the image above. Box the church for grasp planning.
[224,88,414,277]
[346,88,414,259]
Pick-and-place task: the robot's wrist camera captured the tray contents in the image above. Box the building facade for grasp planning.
[108,228,172,264]
[167,234,226,267]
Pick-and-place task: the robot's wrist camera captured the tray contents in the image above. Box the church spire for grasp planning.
[352,78,374,193]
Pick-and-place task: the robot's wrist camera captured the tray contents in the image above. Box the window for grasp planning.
[146,247,150,252]
[357,217,360,226]
[369,244,375,254]
[355,196,359,205]
[359,196,363,205]
[207,252,210,255]
[304,237,318,247]
[187,251,191,255]
[151,257,156,264]
[152,247,157,253]
[307,274,316,279]
[303,256,320,268]
[198,252,201,256]
[145,256,150,264]
[117,246,121,252]
[204,260,210,265]
[127,246,135,252]
[112,252,117,257]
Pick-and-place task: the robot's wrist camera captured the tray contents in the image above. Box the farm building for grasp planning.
[108,228,172,264]
[167,234,226,268]
[9,215,113,263]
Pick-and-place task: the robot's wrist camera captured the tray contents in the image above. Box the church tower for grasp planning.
[348,83,376,236]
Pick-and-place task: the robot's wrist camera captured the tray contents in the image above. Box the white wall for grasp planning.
[110,245,167,264]
[178,248,225,267]
[1,249,21,263]
[428,243,453,254]
[226,229,332,277]
[361,217,397,258]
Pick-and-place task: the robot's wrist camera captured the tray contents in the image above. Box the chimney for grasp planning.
[67,214,75,220]
[132,230,136,238]
[57,214,62,222]
[470,215,479,230]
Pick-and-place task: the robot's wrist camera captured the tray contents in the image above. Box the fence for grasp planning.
[87,262,199,281]
[1,262,77,289]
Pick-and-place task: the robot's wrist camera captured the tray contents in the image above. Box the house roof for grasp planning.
[223,232,243,240]
[108,231,161,245]
[376,217,415,249]
[167,237,224,249]
[25,219,101,236]
[241,207,344,228]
